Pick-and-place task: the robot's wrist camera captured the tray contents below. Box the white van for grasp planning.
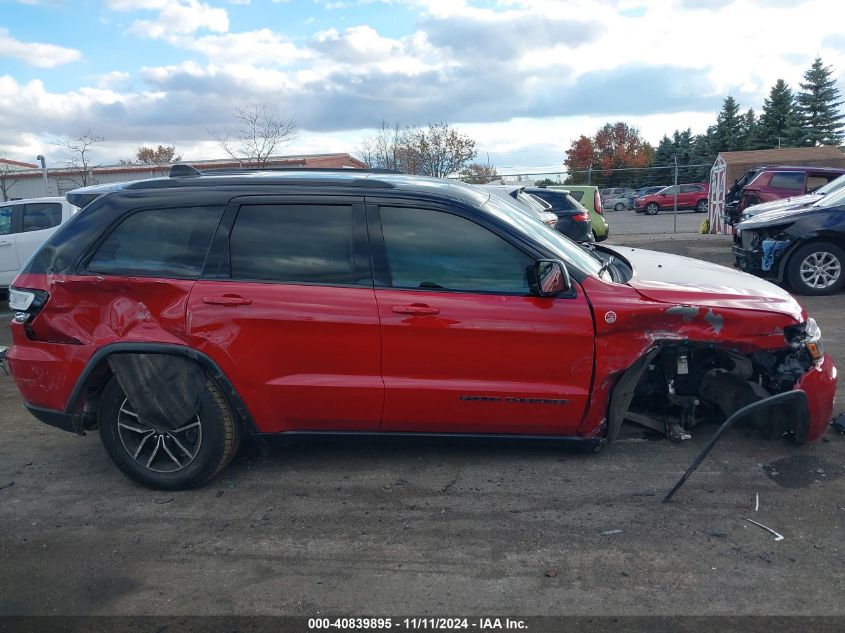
[0,197,78,287]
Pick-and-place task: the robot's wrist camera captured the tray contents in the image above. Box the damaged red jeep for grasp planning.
[7,167,838,489]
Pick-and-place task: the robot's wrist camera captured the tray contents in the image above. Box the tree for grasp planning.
[53,130,104,187]
[210,105,297,166]
[796,57,845,146]
[459,161,498,184]
[120,145,182,175]
[709,96,744,153]
[738,108,759,150]
[0,158,22,202]
[758,79,802,149]
[563,123,652,187]
[357,121,477,177]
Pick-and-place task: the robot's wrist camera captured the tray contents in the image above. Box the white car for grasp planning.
[0,197,79,288]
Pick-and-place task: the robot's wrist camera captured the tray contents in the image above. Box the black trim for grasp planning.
[24,403,80,434]
[64,343,260,434]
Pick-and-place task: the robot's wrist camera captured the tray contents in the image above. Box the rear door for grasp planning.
[0,204,19,285]
[186,196,383,434]
[15,201,64,269]
[369,200,595,436]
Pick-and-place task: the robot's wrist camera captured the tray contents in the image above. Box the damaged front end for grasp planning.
[733,224,795,278]
[618,321,827,444]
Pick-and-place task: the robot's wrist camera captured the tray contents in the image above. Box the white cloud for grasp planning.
[188,30,311,65]
[0,27,81,68]
[110,0,230,39]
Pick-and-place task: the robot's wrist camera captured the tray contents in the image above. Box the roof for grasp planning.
[66,168,492,209]
[0,158,39,170]
[717,146,845,167]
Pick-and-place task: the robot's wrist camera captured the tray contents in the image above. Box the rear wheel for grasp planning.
[98,374,239,489]
[646,203,660,215]
[614,202,626,211]
[786,242,845,296]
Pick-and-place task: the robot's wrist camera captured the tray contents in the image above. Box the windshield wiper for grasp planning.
[597,255,615,280]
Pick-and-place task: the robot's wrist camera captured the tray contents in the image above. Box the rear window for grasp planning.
[87,206,224,278]
[567,191,584,202]
[22,202,62,233]
[768,172,805,191]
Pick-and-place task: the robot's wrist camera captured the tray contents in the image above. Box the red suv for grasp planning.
[735,166,845,212]
[6,167,837,489]
[634,183,709,215]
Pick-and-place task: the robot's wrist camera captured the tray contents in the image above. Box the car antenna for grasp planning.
[169,164,202,178]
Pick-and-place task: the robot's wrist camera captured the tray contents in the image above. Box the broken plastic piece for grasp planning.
[746,518,784,542]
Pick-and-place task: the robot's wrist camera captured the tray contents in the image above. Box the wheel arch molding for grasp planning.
[67,343,259,435]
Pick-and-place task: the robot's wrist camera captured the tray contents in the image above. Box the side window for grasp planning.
[567,191,584,202]
[0,207,13,235]
[807,175,834,192]
[769,172,805,191]
[229,204,366,285]
[87,206,223,278]
[679,185,697,193]
[662,186,679,195]
[22,203,62,233]
[379,206,533,293]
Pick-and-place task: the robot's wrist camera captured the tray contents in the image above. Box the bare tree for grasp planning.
[459,160,498,184]
[0,161,21,202]
[53,130,104,187]
[357,121,477,177]
[209,105,297,167]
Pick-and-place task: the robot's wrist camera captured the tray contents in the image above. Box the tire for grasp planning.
[614,202,625,211]
[646,203,660,215]
[786,242,845,296]
[695,199,708,213]
[98,374,239,489]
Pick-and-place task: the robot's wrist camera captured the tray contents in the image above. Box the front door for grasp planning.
[187,200,383,434]
[0,205,20,285]
[370,203,595,436]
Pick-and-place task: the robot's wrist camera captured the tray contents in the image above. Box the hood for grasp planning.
[738,204,824,230]
[618,247,804,322]
[745,193,820,217]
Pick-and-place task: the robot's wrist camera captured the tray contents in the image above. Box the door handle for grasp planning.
[392,304,440,316]
[202,295,253,306]
[0,241,11,247]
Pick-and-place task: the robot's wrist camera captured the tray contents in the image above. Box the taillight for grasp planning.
[594,191,603,215]
[9,287,49,324]
[573,213,590,222]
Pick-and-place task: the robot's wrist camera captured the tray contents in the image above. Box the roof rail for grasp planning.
[169,164,202,178]
[197,166,402,175]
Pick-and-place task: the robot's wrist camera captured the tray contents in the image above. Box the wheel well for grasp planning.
[71,346,258,434]
[782,236,845,277]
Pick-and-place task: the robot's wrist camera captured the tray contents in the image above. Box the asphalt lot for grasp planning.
[1,234,843,617]
[605,208,706,235]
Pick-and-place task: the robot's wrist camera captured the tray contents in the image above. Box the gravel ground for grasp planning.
[1,235,843,617]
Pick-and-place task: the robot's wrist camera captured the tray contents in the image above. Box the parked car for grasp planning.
[0,197,78,288]
[733,184,845,295]
[546,185,609,241]
[479,185,558,228]
[524,187,593,242]
[740,173,845,222]
[601,188,637,211]
[7,167,835,489]
[633,186,667,199]
[725,165,845,224]
[634,183,709,215]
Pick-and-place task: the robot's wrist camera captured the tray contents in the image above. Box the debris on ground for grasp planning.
[602,529,623,535]
[746,518,785,542]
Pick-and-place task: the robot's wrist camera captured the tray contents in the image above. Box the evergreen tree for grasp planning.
[738,108,759,150]
[709,96,744,153]
[796,57,845,146]
[758,79,801,149]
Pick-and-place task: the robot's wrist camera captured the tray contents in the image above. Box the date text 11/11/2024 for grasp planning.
[308,618,528,630]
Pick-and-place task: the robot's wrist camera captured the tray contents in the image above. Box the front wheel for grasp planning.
[786,242,845,296]
[98,374,239,489]
[646,203,660,215]
[695,199,708,213]
[614,202,626,211]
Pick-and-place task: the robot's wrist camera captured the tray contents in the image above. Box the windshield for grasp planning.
[482,193,604,277]
[815,174,845,196]
[813,183,845,208]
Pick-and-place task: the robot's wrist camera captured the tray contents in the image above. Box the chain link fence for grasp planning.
[499,163,714,236]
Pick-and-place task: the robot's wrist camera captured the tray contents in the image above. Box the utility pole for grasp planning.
[36,155,48,195]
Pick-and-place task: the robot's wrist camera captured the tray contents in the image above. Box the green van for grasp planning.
[548,185,609,241]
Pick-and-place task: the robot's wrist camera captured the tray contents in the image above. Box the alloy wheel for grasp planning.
[799,251,842,289]
[117,399,203,473]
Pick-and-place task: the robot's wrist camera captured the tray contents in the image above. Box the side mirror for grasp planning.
[529,259,571,296]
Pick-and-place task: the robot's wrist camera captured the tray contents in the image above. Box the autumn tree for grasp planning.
[459,161,498,184]
[796,57,845,146]
[563,124,652,186]
[210,105,297,166]
[53,130,104,187]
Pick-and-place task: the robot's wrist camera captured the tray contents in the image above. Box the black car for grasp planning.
[525,187,593,242]
[733,187,845,295]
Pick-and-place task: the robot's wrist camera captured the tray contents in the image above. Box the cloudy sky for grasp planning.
[1,0,844,173]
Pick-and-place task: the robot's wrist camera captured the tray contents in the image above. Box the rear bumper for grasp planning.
[24,403,81,434]
[797,354,837,442]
